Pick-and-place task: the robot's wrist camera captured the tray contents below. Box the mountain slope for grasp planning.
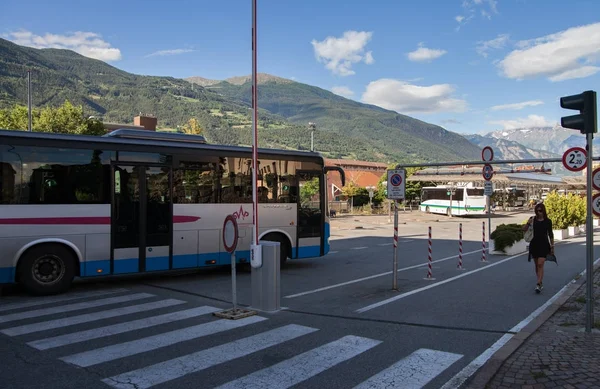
[192,76,482,163]
[0,37,482,163]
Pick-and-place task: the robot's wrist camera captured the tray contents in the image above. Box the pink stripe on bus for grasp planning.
[0,216,200,225]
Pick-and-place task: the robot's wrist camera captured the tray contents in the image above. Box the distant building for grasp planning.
[103,114,157,132]
[325,158,388,202]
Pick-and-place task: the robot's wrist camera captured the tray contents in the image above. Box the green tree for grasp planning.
[0,101,105,135]
[342,181,361,212]
[300,177,320,204]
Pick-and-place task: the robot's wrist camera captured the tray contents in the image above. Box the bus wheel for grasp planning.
[18,244,76,296]
[261,233,290,267]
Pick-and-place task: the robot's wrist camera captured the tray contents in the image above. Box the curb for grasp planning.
[464,260,600,389]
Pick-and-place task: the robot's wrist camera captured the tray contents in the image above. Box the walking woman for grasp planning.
[523,203,554,293]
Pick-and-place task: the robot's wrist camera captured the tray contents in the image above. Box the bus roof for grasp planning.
[0,129,325,164]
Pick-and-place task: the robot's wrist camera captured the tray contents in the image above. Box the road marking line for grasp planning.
[61,315,267,367]
[356,252,527,313]
[352,247,368,250]
[284,249,482,299]
[354,348,463,389]
[101,324,319,389]
[0,293,154,324]
[328,251,339,254]
[0,289,128,312]
[377,243,393,246]
[216,335,381,389]
[28,306,220,350]
[2,299,185,336]
[439,256,600,389]
[400,240,414,243]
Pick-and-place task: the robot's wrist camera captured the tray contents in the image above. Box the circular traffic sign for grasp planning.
[562,147,587,172]
[482,146,494,162]
[390,173,403,186]
[593,167,600,191]
[223,214,239,253]
[482,164,494,181]
[593,193,600,217]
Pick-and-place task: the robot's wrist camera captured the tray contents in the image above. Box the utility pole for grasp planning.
[27,70,32,132]
[308,122,316,151]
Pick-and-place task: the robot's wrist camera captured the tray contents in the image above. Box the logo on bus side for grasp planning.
[232,205,250,220]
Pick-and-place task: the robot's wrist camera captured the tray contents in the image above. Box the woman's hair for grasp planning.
[534,203,548,220]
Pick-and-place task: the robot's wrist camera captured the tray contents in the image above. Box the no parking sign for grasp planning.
[387,169,406,200]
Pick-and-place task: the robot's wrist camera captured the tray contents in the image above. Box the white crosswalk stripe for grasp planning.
[0,289,128,312]
[27,305,221,350]
[101,324,319,389]
[0,293,154,324]
[354,348,463,389]
[61,315,268,367]
[1,291,464,389]
[2,299,185,336]
[215,335,382,389]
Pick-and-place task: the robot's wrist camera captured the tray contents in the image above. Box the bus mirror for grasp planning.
[324,166,345,187]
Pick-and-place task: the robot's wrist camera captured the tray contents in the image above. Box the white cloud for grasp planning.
[489,114,554,130]
[3,30,121,61]
[455,15,465,23]
[361,79,468,114]
[456,0,498,28]
[146,49,195,57]
[407,43,447,62]
[548,66,600,82]
[498,22,600,81]
[331,86,354,98]
[311,31,374,76]
[490,100,543,111]
[476,34,509,57]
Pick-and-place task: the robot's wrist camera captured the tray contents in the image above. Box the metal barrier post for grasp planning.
[251,240,281,312]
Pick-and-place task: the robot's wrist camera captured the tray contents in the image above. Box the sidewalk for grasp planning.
[467,262,600,389]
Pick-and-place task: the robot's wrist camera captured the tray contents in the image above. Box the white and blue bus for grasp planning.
[419,185,486,216]
[0,129,345,295]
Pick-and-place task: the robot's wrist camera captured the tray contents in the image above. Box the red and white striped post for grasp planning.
[424,226,435,280]
[481,221,487,262]
[392,200,399,290]
[458,223,464,269]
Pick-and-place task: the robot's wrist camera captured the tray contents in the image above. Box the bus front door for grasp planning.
[112,165,172,274]
[296,171,324,258]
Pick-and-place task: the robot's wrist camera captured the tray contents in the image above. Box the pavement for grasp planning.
[466,260,600,389]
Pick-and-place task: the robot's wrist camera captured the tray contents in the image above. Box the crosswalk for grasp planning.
[0,288,464,388]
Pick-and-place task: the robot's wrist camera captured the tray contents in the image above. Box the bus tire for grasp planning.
[261,233,290,267]
[18,244,76,296]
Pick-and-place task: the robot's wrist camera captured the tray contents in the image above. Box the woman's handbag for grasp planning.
[524,223,534,242]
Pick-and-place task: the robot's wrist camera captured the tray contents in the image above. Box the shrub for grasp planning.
[544,191,586,229]
[491,223,524,253]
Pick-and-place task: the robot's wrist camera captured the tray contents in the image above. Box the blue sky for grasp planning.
[1,0,600,135]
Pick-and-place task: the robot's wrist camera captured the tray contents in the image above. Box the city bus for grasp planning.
[0,129,345,295]
[419,185,486,216]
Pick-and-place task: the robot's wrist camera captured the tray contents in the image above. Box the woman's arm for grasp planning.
[523,217,533,231]
[548,219,554,251]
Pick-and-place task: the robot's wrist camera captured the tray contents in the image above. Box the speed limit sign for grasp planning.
[593,193,600,217]
[562,147,587,172]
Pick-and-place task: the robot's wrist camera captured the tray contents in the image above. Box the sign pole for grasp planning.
[231,251,238,310]
[393,200,399,290]
[585,132,594,333]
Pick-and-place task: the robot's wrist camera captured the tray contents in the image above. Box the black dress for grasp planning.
[529,218,553,259]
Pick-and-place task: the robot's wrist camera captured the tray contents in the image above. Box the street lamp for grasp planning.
[308,122,316,151]
[366,185,376,205]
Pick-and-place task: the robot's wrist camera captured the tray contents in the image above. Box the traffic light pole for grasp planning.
[585,132,594,333]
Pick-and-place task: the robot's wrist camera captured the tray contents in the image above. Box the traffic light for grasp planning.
[560,90,597,134]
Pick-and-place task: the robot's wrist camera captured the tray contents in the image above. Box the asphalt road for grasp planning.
[0,210,597,389]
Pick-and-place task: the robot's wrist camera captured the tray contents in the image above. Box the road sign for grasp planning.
[223,214,239,253]
[562,147,587,172]
[484,181,493,196]
[387,169,406,200]
[593,193,600,217]
[592,167,600,191]
[482,146,494,162]
[482,164,494,181]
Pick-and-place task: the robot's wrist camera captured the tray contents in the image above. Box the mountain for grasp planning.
[190,75,483,163]
[466,126,600,176]
[0,37,482,163]
[463,133,573,176]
